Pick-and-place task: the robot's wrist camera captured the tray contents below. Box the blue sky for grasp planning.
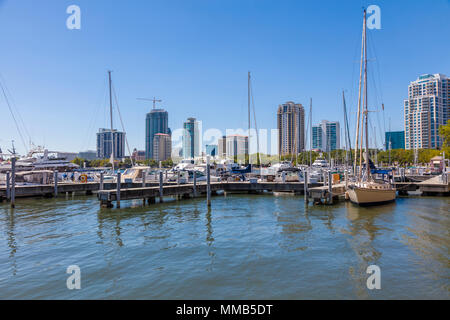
[0,0,449,155]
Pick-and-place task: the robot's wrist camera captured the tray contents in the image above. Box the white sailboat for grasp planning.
[347,9,396,206]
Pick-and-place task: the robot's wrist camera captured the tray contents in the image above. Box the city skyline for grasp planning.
[0,1,449,156]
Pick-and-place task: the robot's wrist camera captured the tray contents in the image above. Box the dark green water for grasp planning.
[0,193,449,299]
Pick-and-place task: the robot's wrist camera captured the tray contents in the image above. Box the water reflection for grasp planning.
[344,202,395,299]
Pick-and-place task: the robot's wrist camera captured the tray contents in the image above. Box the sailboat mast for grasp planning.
[343,91,348,166]
[363,9,370,181]
[354,10,366,177]
[247,71,251,165]
[108,70,115,172]
[309,98,312,167]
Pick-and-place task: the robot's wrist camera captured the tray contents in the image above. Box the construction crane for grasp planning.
[137,97,162,110]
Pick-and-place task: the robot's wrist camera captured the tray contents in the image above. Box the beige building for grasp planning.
[277,101,305,156]
[153,133,172,162]
[218,136,227,158]
[404,74,449,150]
[226,135,248,163]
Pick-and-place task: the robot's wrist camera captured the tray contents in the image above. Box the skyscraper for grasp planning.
[96,128,125,159]
[312,125,323,150]
[311,121,340,151]
[153,133,172,162]
[182,117,201,159]
[145,108,169,160]
[277,102,305,156]
[218,136,227,158]
[404,74,449,150]
[226,135,249,163]
[206,145,218,157]
[385,131,405,150]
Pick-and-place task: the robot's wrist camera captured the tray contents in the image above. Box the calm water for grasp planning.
[0,193,449,300]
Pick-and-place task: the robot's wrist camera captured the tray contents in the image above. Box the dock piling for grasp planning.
[304,168,309,205]
[159,171,164,202]
[206,156,211,207]
[193,170,197,197]
[6,172,10,200]
[11,158,16,208]
[100,172,104,191]
[328,171,332,204]
[54,170,58,198]
[116,172,121,208]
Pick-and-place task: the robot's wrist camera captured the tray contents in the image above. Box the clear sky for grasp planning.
[0,0,449,155]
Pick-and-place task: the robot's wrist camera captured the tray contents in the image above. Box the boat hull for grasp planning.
[347,187,396,206]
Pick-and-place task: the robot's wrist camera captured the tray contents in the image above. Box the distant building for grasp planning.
[153,134,172,162]
[182,118,201,159]
[78,150,97,161]
[385,131,405,150]
[218,136,227,158]
[146,108,170,160]
[206,145,218,157]
[277,101,305,156]
[311,121,340,152]
[171,147,182,159]
[312,125,323,150]
[131,148,146,162]
[226,135,248,163]
[404,74,449,150]
[96,128,125,159]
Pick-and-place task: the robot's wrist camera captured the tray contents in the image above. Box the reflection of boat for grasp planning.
[348,9,396,206]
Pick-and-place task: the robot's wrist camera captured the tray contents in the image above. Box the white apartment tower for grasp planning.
[404,74,449,150]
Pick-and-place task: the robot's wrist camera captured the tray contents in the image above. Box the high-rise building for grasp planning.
[146,108,170,160]
[404,74,449,150]
[182,118,201,159]
[96,128,125,159]
[226,135,249,162]
[218,136,227,158]
[78,150,97,161]
[311,121,340,152]
[277,102,305,156]
[153,133,172,162]
[312,125,323,150]
[385,131,405,150]
[206,145,218,157]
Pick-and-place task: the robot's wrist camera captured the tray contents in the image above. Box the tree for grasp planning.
[439,120,450,155]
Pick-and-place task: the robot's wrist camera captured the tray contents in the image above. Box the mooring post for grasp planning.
[11,157,16,208]
[177,171,180,185]
[328,170,332,205]
[53,170,58,198]
[6,171,10,200]
[100,172,104,191]
[206,156,211,207]
[304,168,308,205]
[159,170,164,202]
[116,172,121,208]
[142,169,146,188]
[165,170,168,182]
[345,169,348,189]
[193,170,197,197]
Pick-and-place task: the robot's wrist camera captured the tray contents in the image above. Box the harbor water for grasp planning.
[0,193,449,299]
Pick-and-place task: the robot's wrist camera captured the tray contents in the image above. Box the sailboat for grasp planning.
[347,9,396,206]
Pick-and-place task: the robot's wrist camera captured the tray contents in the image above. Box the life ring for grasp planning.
[80,174,88,183]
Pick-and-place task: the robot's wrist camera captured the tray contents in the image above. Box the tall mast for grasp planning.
[354,10,366,177]
[363,9,370,181]
[309,98,312,167]
[108,70,115,172]
[247,71,251,165]
[343,91,348,167]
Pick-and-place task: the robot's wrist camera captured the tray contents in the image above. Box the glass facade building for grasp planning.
[96,129,125,159]
[385,131,405,150]
[145,109,169,160]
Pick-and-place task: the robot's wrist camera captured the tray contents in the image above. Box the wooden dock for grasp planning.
[97,181,323,208]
